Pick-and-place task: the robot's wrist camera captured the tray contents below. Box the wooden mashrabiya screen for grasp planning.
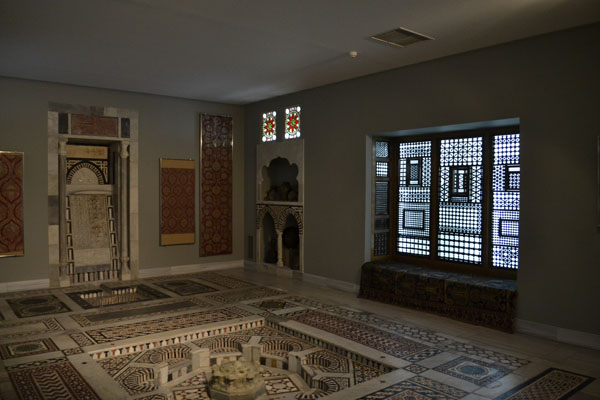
[160,158,195,246]
[0,151,24,257]
[200,114,233,256]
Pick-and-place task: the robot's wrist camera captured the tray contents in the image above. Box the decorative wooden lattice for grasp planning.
[492,133,520,269]
[397,141,431,256]
[438,137,483,264]
[373,141,390,257]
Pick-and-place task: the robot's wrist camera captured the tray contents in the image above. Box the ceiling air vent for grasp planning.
[370,27,433,47]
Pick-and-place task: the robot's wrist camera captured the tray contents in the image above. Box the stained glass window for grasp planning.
[492,133,520,269]
[285,106,301,139]
[262,111,276,142]
[398,141,431,256]
[438,137,483,264]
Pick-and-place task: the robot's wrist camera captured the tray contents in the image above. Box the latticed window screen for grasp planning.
[374,232,389,257]
[492,134,520,269]
[376,162,388,177]
[373,140,390,257]
[398,141,431,256]
[438,137,483,264]
[376,141,389,158]
[375,182,389,215]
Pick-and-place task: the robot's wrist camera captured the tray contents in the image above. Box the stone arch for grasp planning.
[66,161,106,184]
[256,205,278,231]
[276,207,303,235]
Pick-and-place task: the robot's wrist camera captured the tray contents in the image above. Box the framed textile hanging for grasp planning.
[200,114,233,256]
[159,158,195,246]
[0,152,24,257]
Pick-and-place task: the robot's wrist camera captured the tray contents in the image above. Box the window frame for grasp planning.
[371,126,519,279]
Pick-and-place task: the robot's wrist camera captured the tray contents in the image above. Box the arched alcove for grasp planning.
[262,213,277,264]
[282,214,299,270]
[255,139,304,272]
[261,157,299,202]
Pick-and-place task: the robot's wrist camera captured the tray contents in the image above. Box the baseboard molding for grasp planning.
[302,272,359,294]
[139,259,244,278]
[0,278,50,293]
[516,318,600,350]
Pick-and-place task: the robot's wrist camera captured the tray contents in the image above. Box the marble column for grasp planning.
[255,228,262,264]
[120,141,130,280]
[58,139,70,286]
[276,229,283,267]
[299,234,304,272]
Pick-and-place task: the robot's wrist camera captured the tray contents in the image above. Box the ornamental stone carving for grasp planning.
[256,204,303,234]
[208,358,266,400]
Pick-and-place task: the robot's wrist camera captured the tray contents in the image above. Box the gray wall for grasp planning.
[244,24,600,335]
[0,78,244,282]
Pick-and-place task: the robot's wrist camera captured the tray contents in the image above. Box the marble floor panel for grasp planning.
[0,268,597,399]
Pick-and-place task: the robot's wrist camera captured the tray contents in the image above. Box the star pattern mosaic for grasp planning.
[0,270,594,400]
[433,356,513,386]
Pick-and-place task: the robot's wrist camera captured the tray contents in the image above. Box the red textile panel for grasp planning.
[0,152,24,257]
[200,114,233,256]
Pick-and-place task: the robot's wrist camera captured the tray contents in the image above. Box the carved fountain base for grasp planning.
[208,359,267,400]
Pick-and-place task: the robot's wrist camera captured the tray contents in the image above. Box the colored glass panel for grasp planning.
[262,111,276,142]
[285,106,301,139]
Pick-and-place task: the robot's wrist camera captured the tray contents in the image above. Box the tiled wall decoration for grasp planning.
[200,114,233,256]
[159,159,195,246]
[0,152,24,257]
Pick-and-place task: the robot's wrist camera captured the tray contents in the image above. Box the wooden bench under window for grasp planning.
[358,261,517,332]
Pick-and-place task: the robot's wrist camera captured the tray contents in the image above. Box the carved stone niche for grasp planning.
[256,140,303,204]
[256,139,304,272]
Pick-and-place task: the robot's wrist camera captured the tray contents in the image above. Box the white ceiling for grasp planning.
[1,0,599,105]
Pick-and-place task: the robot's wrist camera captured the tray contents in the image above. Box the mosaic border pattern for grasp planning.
[8,357,101,399]
[7,295,71,318]
[84,307,252,343]
[0,338,58,360]
[290,311,430,358]
[358,376,468,399]
[495,368,594,400]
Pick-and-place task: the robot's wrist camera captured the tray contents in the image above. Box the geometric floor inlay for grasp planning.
[0,338,58,360]
[7,357,101,400]
[494,368,594,400]
[84,306,253,343]
[66,284,169,309]
[6,295,71,318]
[70,299,206,327]
[357,376,469,400]
[152,279,217,296]
[291,310,430,358]
[433,356,513,386]
[0,269,596,400]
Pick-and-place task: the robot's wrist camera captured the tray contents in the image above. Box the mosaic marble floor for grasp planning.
[0,268,598,400]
